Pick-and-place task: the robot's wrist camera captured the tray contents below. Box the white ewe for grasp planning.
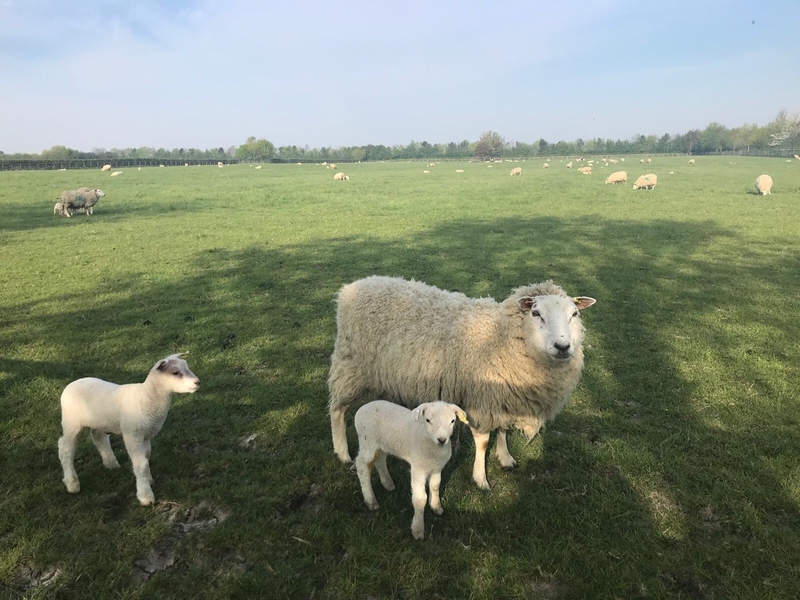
[355,400,467,539]
[58,353,200,506]
[329,276,596,489]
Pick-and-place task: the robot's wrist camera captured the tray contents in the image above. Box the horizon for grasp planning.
[1,0,799,154]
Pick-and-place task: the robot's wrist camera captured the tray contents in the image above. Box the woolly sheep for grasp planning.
[456,169,464,173]
[56,188,105,217]
[330,164,337,170]
[632,174,657,190]
[609,159,618,164]
[110,171,122,177]
[355,400,467,539]
[794,155,800,161]
[688,158,696,164]
[58,353,200,506]
[423,170,430,173]
[255,165,262,169]
[329,276,597,489]
[217,162,224,168]
[510,167,522,176]
[487,165,492,168]
[566,162,573,168]
[620,158,625,162]
[646,158,652,163]
[543,163,549,169]
[755,174,773,195]
[160,164,165,168]
[578,166,592,174]
[333,172,350,181]
[101,164,111,171]
[640,159,645,164]
[605,171,627,184]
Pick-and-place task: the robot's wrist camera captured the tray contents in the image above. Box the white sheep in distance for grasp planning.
[423,170,430,173]
[355,400,467,539]
[333,172,350,181]
[632,174,658,190]
[578,166,592,174]
[455,169,464,173]
[510,167,522,176]
[646,158,652,163]
[566,162,573,168]
[101,164,111,171]
[755,174,773,195]
[255,165,262,169]
[688,158,696,164]
[56,188,105,217]
[58,353,200,506]
[329,163,337,170]
[543,163,549,169]
[110,171,123,177]
[605,171,627,184]
[329,276,597,489]
[794,154,800,160]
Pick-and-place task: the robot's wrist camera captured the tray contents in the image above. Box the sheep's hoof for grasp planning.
[474,477,491,491]
[103,459,121,470]
[138,494,155,506]
[335,450,352,464]
[431,505,444,516]
[365,500,379,511]
[64,479,80,494]
[382,481,396,491]
[411,526,425,540]
[498,455,517,469]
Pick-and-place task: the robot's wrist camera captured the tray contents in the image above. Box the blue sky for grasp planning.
[0,0,798,153]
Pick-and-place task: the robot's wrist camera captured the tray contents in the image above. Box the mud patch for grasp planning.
[13,563,62,591]
[273,484,325,519]
[132,501,229,587]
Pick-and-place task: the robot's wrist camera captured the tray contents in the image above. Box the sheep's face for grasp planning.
[412,402,466,447]
[154,354,200,393]
[94,189,106,197]
[519,294,596,362]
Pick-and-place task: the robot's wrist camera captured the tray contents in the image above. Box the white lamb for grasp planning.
[58,353,200,506]
[329,276,596,489]
[355,400,467,539]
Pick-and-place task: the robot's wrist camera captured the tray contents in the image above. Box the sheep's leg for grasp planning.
[470,427,492,490]
[410,467,428,540]
[144,440,153,483]
[356,447,380,510]
[328,357,365,463]
[375,451,395,491]
[58,427,82,493]
[428,471,443,515]
[90,429,120,469]
[496,429,517,469]
[123,434,155,506]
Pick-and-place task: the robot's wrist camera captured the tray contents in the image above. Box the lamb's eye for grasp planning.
[572,311,579,318]
[531,310,541,318]
[426,418,431,423]
[450,419,455,424]
[171,370,182,376]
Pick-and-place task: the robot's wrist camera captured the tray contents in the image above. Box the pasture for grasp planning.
[1,157,799,599]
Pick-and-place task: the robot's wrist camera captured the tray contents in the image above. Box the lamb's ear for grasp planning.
[573,296,596,310]
[411,404,428,421]
[156,359,169,371]
[452,405,469,425]
[518,296,535,312]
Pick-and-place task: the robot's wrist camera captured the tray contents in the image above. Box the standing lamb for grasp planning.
[355,400,467,539]
[510,167,522,176]
[632,174,657,190]
[58,353,200,506]
[329,276,596,489]
[755,174,773,195]
[605,171,627,185]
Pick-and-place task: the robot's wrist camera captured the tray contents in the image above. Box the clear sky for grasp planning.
[1,0,798,153]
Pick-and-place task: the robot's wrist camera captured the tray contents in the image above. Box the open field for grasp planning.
[1,157,800,599]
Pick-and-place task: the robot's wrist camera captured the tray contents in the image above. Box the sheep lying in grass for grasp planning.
[56,188,105,217]
[355,400,467,539]
[329,276,596,489]
[58,353,200,506]
[110,171,122,177]
[455,169,464,173]
[578,166,592,174]
[101,164,111,171]
[755,174,773,195]
[333,172,350,181]
[632,174,657,190]
[566,162,573,168]
[605,171,627,185]
[794,154,800,160]
[510,167,522,176]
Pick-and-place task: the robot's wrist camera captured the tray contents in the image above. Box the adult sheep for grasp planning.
[333,172,350,181]
[510,167,522,176]
[57,188,105,216]
[605,171,627,185]
[632,174,657,190]
[755,174,773,195]
[328,276,596,489]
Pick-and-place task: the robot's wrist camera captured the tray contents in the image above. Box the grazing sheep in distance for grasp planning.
[423,170,430,173]
[609,159,618,164]
[632,174,657,190]
[255,165,262,169]
[110,171,122,177]
[620,158,625,162]
[543,163,549,169]
[355,400,467,539]
[640,159,645,163]
[487,165,492,168]
[688,159,696,164]
[58,353,200,506]
[159,164,165,168]
[605,171,627,184]
[329,164,337,170]
[566,162,573,168]
[217,162,224,168]
[578,166,592,174]
[755,174,773,195]
[333,172,350,181]
[510,167,522,176]
[101,164,111,171]
[794,154,800,160]
[646,158,652,163]
[328,276,597,489]
[455,169,464,173]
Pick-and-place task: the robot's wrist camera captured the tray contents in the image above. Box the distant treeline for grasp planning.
[2,110,797,165]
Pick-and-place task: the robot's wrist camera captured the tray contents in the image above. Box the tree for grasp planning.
[769,110,800,153]
[473,131,505,161]
[236,136,276,161]
[351,147,366,162]
[41,145,77,160]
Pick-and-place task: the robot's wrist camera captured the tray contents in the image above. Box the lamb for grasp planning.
[355,400,467,539]
[632,174,657,190]
[640,159,645,164]
[578,166,592,174]
[755,174,773,195]
[57,353,200,506]
[566,162,573,168]
[56,188,105,217]
[646,158,652,163]
[688,158,696,164]
[329,276,596,489]
[543,163,549,169]
[333,172,350,181]
[510,167,522,176]
[605,171,627,185]
[110,171,122,177]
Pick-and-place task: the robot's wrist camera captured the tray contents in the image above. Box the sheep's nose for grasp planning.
[554,341,571,353]
[437,437,448,446]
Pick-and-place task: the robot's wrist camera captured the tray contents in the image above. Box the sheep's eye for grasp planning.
[171,370,182,376]
[531,310,541,318]
[572,311,579,319]
[450,419,455,424]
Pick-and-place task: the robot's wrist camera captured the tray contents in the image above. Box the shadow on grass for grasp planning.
[1,215,799,597]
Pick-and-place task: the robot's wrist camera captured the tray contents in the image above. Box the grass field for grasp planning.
[1,156,799,599]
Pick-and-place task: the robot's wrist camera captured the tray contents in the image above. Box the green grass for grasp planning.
[1,157,799,599]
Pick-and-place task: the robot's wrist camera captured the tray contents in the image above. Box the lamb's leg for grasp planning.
[328,357,365,463]
[496,429,517,468]
[470,427,492,490]
[428,471,443,515]
[123,434,155,506]
[410,467,428,540]
[375,450,395,491]
[58,426,82,493]
[91,429,121,469]
[356,447,380,510]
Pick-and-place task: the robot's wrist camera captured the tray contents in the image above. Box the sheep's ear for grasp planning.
[453,405,469,425]
[177,352,190,358]
[518,296,535,312]
[573,296,596,310]
[156,359,169,371]
[412,404,427,421]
